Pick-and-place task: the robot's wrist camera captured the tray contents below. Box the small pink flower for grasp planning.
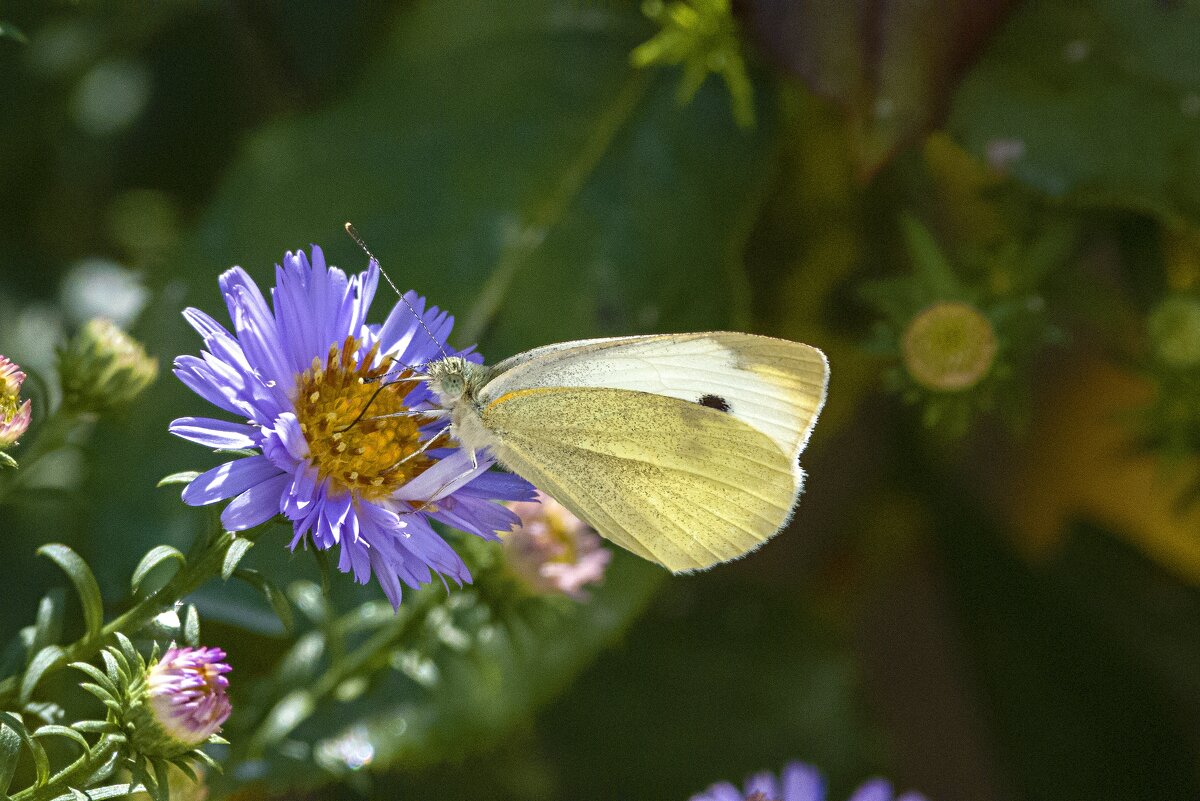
[147,647,232,748]
[504,491,611,600]
[0,356,31,449]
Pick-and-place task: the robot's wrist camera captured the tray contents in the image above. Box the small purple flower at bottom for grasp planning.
[690,762,929,801]
[504,491,611,599]
[146,646,232,748]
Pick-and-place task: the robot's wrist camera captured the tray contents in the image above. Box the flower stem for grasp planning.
[459,69,653,343]
[0,408,84,505]
[0,527,246,709]
[11,734,124,801]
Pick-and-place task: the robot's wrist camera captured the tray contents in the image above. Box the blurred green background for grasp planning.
[2,1,1200,799]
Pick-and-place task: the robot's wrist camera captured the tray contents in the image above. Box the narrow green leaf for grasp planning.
[130,546,185,595]
[180,604,200,648]
[37,545,104,641]
[156,471,199,488]
[234,569,294,633]
[69,788,88,801]
[114,634,140,672]
[79,683,119,706]
[168,757,197,783]
[0,713,48,787]
[30,590,65,659]
[0,22,28,44]
[49,784,144,801]
[70,720,116,734]
[32,725,89,753]
[0,451,17,469]
[99,650,123,686]
[151,758,170,801]
[20,646,65,704]
[70,661,113,690]
[0,716,20,794]
[221,537,254,581]
[899,214,964,299]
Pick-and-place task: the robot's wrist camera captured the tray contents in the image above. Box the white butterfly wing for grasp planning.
[484,332,829,470]
[476,333,829,571]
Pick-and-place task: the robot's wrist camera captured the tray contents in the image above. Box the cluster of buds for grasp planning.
[58,317,157,414]
[0,355,32,461]
[503,492,611,600]
[632,0,755,128]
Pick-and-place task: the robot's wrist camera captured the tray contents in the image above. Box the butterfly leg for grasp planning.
[384,422,453,472]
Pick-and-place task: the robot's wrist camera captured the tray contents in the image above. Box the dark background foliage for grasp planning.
[2,2,1199,800]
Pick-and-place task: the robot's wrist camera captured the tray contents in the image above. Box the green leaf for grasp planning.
[69,661,113,690]
[221,537,254,581]
[156,471,199,488]
[0,22,27,44]
[70,720,117,734]
[950,0,1200,225]
[0,716,20,794]
[79,683,119,707]
[180,604,201,648]
[151,758,170,801]
[68,788,88,801]
[0,451,16,470]
[48,787,143,801]
[32,725,89,753]
[0,714,48,787]
[29,590,65,659]
[130,546,186,595]
[233,570,294,633]
[20,646,65,705]
[37,545,104,641]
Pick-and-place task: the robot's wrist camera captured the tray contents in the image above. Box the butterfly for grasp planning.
[348,225,829,573]
[423,333,828,572]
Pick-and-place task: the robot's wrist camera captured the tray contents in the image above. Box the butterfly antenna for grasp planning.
[344,221,450,361]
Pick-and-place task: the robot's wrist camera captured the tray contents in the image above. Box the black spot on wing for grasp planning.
[698,394,731,413]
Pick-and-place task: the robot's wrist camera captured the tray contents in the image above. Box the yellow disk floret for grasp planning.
[294,336,441,502]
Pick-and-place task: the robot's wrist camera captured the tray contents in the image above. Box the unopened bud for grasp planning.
[58,318,157,413]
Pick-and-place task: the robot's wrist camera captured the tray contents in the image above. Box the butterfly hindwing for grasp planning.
[480,385,801,572]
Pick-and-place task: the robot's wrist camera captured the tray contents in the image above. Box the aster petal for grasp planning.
[451,469,536,501]
[221,472,290,530]
[182,456,282,506]
[220,267,291,390]
[391,449,492,502]
[174,357,250,418]
[745,772,780,799]
[332,258,379,342]
[273,250,321,374]
[431,495,521,541]
[780,763,825,801]
[169,417,259,449]
[846,779,894,801]
[690,783,744,801]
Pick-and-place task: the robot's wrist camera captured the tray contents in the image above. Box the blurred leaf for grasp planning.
[18,646,64,705]
[221,538,254,582]
[130,546,186,595]
[36,545,103,641]
[29,590,65,658]
[737,0,1016,175]
[933,499,1200,799]
[0,713,47,788]
[950,0,1200,225]
[156,472,200,488]
[233,569,294,634]
[0,22,26,45]
[0,715,19,794]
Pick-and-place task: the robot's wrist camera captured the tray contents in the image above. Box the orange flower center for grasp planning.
[293,337,442,502]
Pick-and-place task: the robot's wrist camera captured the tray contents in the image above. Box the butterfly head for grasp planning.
[425,356,489,407]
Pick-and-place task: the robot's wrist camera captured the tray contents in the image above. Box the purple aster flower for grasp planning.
[690,762,929,801]
[146,646,232,748]
[170,247,534,606]
[504,491,611,599]
[0,355,31,449]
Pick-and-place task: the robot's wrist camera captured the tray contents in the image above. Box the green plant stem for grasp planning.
[0,529,243,709]
[0,408,84,505]
[11,735,123,801]
[459,69,653,343]
[239,589,439,759]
